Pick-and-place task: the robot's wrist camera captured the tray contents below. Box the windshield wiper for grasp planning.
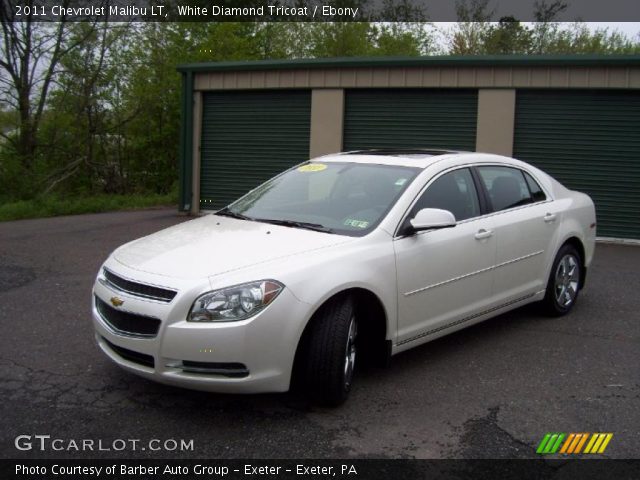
[216,207,253,221]
[255,218,334,234]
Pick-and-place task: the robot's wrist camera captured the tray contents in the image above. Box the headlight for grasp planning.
[188,280,284,322]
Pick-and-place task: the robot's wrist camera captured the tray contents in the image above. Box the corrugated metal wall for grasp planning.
[514,90,640,239]
[343,89,478,151]
[200,90,311,209]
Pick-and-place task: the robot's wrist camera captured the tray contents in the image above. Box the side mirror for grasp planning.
[409,208,456,232]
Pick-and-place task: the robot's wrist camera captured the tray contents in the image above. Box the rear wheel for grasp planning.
[541,244,582,316]
[304,296,357,406]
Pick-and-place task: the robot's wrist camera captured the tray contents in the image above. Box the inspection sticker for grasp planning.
[395,178,408,186]
[344,219,369,229]
[298,163,327,172]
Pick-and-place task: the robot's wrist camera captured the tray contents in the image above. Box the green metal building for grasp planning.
[178,55,640,239]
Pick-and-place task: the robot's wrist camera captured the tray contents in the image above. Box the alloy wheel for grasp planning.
[554,254,580,308]
[343,315,358,390]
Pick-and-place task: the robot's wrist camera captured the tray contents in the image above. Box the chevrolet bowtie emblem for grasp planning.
[110,296,124,307]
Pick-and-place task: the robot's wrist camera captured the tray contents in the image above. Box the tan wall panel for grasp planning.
[309,89,344,158]
[371,68,390,87]
[493,68,513,86]
[511,68,531,87]
[355,68,373,87]
[324,69,341,87]
[476,89,516,157]
[422,68,441,86]
[280,70,295,88]
[210,73,224,89]
[222,72,236,89]
[607,69,628,88]
[251,71,266,89]
[529,68,556,87]
[405,68,422,87]
[457,68,476,87]
[194,75,207,90]
[476,68,494,87]
[339,68,358,87]
[309,69,325,86]
[294,70,311,87]
[440,68,457,86]
[236,72,251,89]
[569,68,589,87]
[588,68,607,87]
[265,71,280,88]
[389,69,405,86]
[193,65,640,91]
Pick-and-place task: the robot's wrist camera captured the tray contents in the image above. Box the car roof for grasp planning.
[315,149,508,169]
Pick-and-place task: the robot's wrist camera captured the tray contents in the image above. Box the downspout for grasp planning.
[178,70,194,212]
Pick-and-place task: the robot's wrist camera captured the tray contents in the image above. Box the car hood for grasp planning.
[113,214,352,280]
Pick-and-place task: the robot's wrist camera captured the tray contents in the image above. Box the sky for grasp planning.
[434,23,639,40]
[590,23,640,39]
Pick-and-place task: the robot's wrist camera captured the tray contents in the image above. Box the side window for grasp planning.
[523,171,547,202]
[413,168,481,221]
[478,166,532,212]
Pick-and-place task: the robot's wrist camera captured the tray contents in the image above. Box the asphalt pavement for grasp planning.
[0,209,638,459]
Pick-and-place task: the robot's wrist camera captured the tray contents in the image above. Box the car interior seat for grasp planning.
[417,174,470,221]
[490,176,524,211]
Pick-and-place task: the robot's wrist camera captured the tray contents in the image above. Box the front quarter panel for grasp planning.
[286,231,397,338]
[208,229,398,345]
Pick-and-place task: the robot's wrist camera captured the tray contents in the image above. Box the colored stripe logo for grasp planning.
[537,433,613,454]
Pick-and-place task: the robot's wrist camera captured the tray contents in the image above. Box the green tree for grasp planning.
[306,23,376,57]
[530,0,568,53]
[0,5,98,175]
[543,23,640,54]
[41,22,129,195]
[483,17,533,54]
[450,0,493,54]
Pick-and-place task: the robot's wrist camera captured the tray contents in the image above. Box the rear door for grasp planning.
[475,165,561,304]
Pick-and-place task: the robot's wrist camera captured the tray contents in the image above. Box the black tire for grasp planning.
[304,295,358,406]
[541,244,582,317]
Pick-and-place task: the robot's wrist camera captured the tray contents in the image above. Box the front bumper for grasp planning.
[92,267,309,394]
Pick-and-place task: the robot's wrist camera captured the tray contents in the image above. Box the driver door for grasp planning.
[394,168,497,346]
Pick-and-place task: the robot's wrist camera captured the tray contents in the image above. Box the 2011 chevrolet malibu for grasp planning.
[92,150,596,405]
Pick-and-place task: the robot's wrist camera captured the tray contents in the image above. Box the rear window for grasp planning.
[477,166,533,212]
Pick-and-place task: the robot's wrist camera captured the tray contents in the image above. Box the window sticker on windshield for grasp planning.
[298,163,327,173]
[344,219,370,229]
[395,178,407,186]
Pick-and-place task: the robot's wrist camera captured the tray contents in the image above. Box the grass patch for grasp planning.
[0,192,177,222]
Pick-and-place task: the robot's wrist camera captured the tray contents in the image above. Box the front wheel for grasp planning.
[304,296,358,406]
[541,244,582,316]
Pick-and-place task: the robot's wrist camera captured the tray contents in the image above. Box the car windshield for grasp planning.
[220,161,420,236]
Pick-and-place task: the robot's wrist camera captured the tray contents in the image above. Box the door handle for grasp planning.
[543,213,557,223]
[474,229,494,240]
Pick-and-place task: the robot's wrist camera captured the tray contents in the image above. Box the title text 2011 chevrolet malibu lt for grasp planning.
[93,150,596,405]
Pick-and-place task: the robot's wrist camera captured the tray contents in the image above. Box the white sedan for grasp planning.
[92,150,596,405]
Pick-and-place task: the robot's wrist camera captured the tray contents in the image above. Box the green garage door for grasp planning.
[343,89,478,151]
[200,90,311,209]
[514,90,640,239]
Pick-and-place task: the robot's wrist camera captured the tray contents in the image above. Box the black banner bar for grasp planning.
[3,459,640,480]
[2,0,640,22]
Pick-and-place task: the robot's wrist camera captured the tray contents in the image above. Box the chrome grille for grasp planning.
[102,268,177,302]
[95,296,161,338]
